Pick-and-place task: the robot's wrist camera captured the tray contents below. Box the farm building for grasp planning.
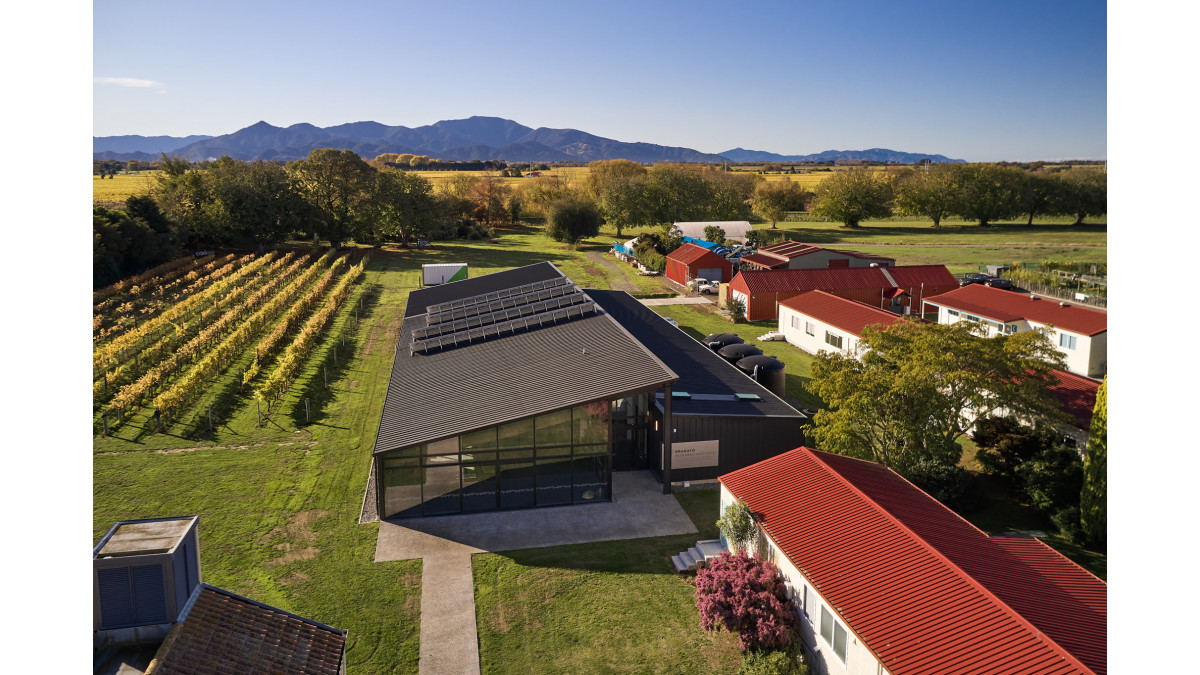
[719,447,1107,675]
[370,262,806,519]
[673,220,754,241]
[94,517,348,675]
[777,290,909,356]
[728,265,959,321]
[665,242,734,286]
[739,241,895,271]
[922,284,1107,377]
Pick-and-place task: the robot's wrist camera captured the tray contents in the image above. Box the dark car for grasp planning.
[959,273,991,286]
[985,278,1014,290]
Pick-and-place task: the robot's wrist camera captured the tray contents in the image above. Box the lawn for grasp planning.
[472,489,741,674]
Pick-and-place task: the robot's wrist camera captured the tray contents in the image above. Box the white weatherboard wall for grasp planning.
[778,305,858,357]
[930,305,1105,378]
[719,486,887,675]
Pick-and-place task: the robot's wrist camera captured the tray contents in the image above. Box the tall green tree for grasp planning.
[287,148,376,249]
[546,197,602,247]
[1080,376,1107,546]
[894,163,958,227]
[951,164,1024,226]
[1055,168,1107,225]
[1016,171,1064,226]
[810,320,1068,473]
[367,168,436,247]
[810,168,894,228]
[751,180,810,228]
[595,173,651,236]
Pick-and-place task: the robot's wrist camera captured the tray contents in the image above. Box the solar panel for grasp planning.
[410,301,597,355]
[425,277,570,316]
[427,282,578,326]
[413,290,590,341]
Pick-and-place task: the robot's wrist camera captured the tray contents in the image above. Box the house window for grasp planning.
[1059,333,1077,350]
[947,309,960,317]
[819,605,849,663]
[825,331,843,349]
[791,315,800,330]
[1006,324,1018,334]
[965,314,981,322]
[805,321,815,336]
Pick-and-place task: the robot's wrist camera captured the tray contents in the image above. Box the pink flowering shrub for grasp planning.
[694,551,797,651]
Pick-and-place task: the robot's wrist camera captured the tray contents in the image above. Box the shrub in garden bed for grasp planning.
[695,552,796,651]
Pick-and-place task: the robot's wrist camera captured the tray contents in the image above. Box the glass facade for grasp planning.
[378,400,613,519]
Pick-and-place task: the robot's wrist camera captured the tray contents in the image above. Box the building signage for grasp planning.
[672,440,719,469]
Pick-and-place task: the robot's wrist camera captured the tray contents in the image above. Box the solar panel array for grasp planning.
[411,277,600,355]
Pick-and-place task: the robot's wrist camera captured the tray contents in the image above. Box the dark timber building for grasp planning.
[371,262,806,520]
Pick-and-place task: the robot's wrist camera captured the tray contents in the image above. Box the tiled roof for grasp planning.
[373,263,677,454]
[778,291,907,337]
[731,265,956,294]
[153,584,346,674]
[738,252,787,269]
[720,447,1106,675]
[923,285,1108,336]
[1046,369,1101,429]
[666,242,724,266]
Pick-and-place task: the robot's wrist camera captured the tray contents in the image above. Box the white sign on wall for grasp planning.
[672,440,720,469]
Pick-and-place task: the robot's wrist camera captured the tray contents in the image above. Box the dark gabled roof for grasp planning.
[374,264,677,454]
[588,290,803,418]
[404,261,563,318]
[720,447,1106,675]
[152,584,346,675]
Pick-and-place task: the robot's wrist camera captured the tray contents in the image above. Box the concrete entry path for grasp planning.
[375,471,699,674]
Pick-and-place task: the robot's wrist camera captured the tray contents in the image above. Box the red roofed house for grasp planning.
[923,284,1107,377]
[719,447,1107,675]
[728,265,959,321]
[778,290,909,356]
[740,240,896,271]
[665,242,733,286]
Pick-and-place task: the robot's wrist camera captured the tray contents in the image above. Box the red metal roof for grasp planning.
[720,447,1106,675]
[666,242,725,266]
[731,265,956,295]
[154,584,346,674]
[739,251,788,269]
[1046,369,1101,429]
[760,240,895,263]
[778,291,907,337]
[923,285,1107,336]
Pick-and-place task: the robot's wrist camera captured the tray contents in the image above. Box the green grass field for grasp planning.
[93,218,1106,671]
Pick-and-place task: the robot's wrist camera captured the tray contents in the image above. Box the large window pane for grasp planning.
[820,607,833,645]
[535,409,572,448]
[426,436,459,463]
[572,455,609,502]
[833,622,847,661]
[498,419,534,458]
[421,464,460,515]
[498,461,535,509]
[462,464,497,513]
[573,402,610,446]
[381,457,422,519]
[461,427,497,463]
[536,457,573,506]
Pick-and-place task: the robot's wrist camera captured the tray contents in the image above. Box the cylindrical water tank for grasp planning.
[717,343,763,365]
[736,355,787,398]
[703,333,743,351]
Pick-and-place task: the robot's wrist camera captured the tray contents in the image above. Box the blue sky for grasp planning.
[93,1,1106,162]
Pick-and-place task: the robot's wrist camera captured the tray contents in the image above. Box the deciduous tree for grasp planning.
[367,168,435,247]
[1055,168,1107,225]
[810,168,894,228]
[950,164,1023,227]
[286,148,376,249]
[752,181,811,228]
[1080,376,1106,546]
[546,197,601,247]
[894,163,957,227]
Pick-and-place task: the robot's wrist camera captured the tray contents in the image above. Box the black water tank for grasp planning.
[703,333,744,351]
[736,355,787,398]
[717,343,763,365]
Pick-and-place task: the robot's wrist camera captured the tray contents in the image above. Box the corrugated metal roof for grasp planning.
[778,291,907,337]
[720,447,1106,675]
[732,265,956,294]
[589,290,803,419]
[154,584,346,675]
[923,285,1108,336]
[667,242,727,266]
[739,252,787,269]
[1046,369,1101,429]
[760,240,895,263]
[404,261,562,318]
[373,265,677,455]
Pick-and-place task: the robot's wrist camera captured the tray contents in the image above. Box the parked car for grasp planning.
[757,331,786,341]
[959,273,991,286]
[697,281,719,294]
[985,278,1014,290]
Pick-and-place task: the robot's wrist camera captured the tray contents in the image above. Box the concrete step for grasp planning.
[671,554,689,573]
[687,547,704,567]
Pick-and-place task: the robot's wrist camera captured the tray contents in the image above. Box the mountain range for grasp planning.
[93,116,964,164]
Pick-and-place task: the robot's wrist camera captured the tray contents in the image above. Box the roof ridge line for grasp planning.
[804,448,1097,675]
[584,289,680,384]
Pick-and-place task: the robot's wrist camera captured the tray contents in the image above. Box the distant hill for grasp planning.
[720,147,965,164]
[93,117,730,164]
[92,134,213,155]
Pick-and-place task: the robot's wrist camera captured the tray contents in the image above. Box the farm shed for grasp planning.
[720,447,1107,675]
[777,290,909,356]
[370,262,807,519]
[739,241,896,271]
[665,242,733,286]
[673,220,754,241]
[923,284,1107,377]
[729,265,958,321]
